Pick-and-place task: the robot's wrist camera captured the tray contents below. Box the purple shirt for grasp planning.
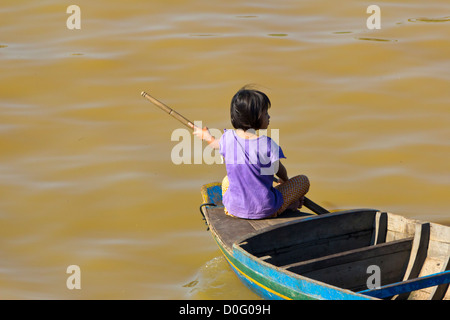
[219,129,286,219]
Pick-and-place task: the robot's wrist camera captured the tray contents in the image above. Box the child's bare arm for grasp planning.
[276,161,289,183]
[192,126,220,149]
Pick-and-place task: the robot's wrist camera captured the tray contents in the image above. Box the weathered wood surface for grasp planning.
[283,237,413,274]
[394,222,430,299]
[370,211,387,245]
[203,206,312,252]
[239,210,379,264]
[286,237,413,291]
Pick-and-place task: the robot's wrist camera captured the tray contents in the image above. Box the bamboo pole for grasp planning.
[141,91,194,129]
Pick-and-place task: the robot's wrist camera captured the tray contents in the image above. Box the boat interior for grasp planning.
[236,209,450,300]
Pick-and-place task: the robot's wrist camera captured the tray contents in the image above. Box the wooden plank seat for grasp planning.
[281,237,414,292]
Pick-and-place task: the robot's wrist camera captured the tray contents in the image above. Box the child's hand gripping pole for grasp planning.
[193,126,215,144]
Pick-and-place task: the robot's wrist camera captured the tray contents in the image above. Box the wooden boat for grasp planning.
[199,182,450,300]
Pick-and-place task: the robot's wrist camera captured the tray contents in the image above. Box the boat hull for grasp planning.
[200,182,450,300]
[211,229,373,300]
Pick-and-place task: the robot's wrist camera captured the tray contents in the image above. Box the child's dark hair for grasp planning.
[230,87,271,131]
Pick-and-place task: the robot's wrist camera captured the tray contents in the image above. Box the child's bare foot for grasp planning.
[298,197,304,209]
[287,199,300,211]
[287,197,305,211]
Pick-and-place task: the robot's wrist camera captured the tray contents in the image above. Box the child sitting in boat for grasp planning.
[193,87,310,219]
